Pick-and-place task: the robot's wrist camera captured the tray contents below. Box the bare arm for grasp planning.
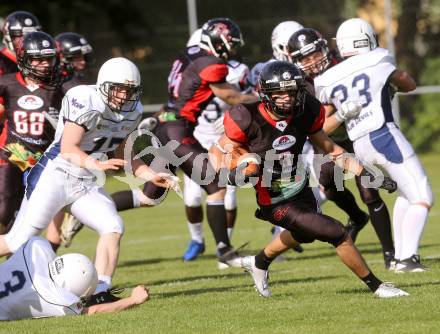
[210,82,259,106]
[321,104,342,135]
[84,285,149,315]
[60,121,126,171]
[208,134,245,172]
[309,129,363,176]
[390,69,416,93]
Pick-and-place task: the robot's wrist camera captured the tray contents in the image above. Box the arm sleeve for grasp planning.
[199,63,228,83]
[223,105,251,143]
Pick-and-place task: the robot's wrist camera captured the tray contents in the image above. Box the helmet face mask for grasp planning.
[2,11,41,53]
[200,18,244,59]
[17,31,61,87]
[258,61,306,118]
[96,57,142,113]
[271,21,304,61]
[288,28,330,78]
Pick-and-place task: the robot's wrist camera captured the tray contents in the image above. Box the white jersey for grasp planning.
[315,48,396,141]
[194,60,249,137]
[0,237,82,320]
[45,85,142,178]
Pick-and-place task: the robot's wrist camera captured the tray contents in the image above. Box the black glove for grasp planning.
[360,168,397,193]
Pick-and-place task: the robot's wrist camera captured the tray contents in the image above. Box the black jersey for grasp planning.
[166,46,228,123]
[0,72,64,155]
[224,94,325,206]
[0,48,18,76]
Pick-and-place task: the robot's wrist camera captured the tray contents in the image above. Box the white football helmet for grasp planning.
[49,253,98,298]
[97,57,142,112]
[187,28,202,47]
[336,18,378,58]
[271,21,304,61]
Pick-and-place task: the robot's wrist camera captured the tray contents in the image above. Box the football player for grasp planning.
[0,11,41,76]
[0,236,150,320]
[211,60,408,298]
[0,57,178,303]
[315,18,433,273]
[288,27,395,268]
[56,32,94,90]
[110,18,258,267]
[0,31,64,235]
[176,29,250,263]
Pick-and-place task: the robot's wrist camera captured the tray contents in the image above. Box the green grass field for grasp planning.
[2,154,439,334]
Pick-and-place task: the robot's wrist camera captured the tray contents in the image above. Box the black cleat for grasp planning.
[383,250,396,270]
[292,244,304,253]
[395,255,427,273]
[345,212,369,243]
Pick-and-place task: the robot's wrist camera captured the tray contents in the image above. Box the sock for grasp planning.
[361,272,383,292]
[326,188,366,223]
[227,227,233,240]
[367,201,394,253]
[187,222,203,243]
[393,196,410,260]
[95,275,112,293]
[50,242,60,253]
[111,191,135,211]
[400,204,429,260]
[206,201,230,252]
[255,249,275,270]
[225,208,237,229]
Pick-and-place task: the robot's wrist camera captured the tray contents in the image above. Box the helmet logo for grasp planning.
[80,38,87,44]
[298,34,306,42]
[24,18,33,26]
[42,40,50,47]
[282,71,291,80]
[53,258,64,274]
[353,39,369,48]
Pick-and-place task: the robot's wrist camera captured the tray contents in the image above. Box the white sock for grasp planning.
[187,222,203,243]
[95,275,112,293]
[393,196,409,260]
[400,204,429,260]
[227,227,233,240]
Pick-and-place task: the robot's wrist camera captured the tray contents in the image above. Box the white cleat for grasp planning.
[61,214,84,248]
[241,256,272,298]
[374,282,409,298]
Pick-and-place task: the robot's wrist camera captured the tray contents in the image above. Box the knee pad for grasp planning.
[224,186,237,210]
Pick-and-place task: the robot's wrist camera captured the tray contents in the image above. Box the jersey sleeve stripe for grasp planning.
[308,105,326,134]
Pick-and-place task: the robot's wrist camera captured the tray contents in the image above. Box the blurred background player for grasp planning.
[56,31,94,90]
[0,11,41,76]
[180,28,250,263]
[109,18,259,268]
[0,236,150,320]
[315,18,433,272]
[0,31,64,235]
[287,27,395,268]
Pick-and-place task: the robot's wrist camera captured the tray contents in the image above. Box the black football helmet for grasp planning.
[287,28,330,78]
[16,31,60,86]
[258,61,306,118]
[200,18,244,59]
[55,32,93,77]
[2,11,41,53]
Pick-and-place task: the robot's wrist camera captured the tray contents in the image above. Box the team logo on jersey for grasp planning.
[188,46,200,55]
[272,135,296,150]
[282,71,291,80]
[17,95,44,110]
[71,98,85,109]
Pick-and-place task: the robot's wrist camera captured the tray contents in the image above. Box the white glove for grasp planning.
[335,100,363,122]
[137,117,158,136]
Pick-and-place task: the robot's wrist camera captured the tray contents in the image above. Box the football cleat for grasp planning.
[374,282,409,298]
[183,240,205,261]
[384,250,397,270]
[217,242,248,269]
[61,214,84,248]
[241,256,272,297]
[394,255,427,273]
[345,212,369,243]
